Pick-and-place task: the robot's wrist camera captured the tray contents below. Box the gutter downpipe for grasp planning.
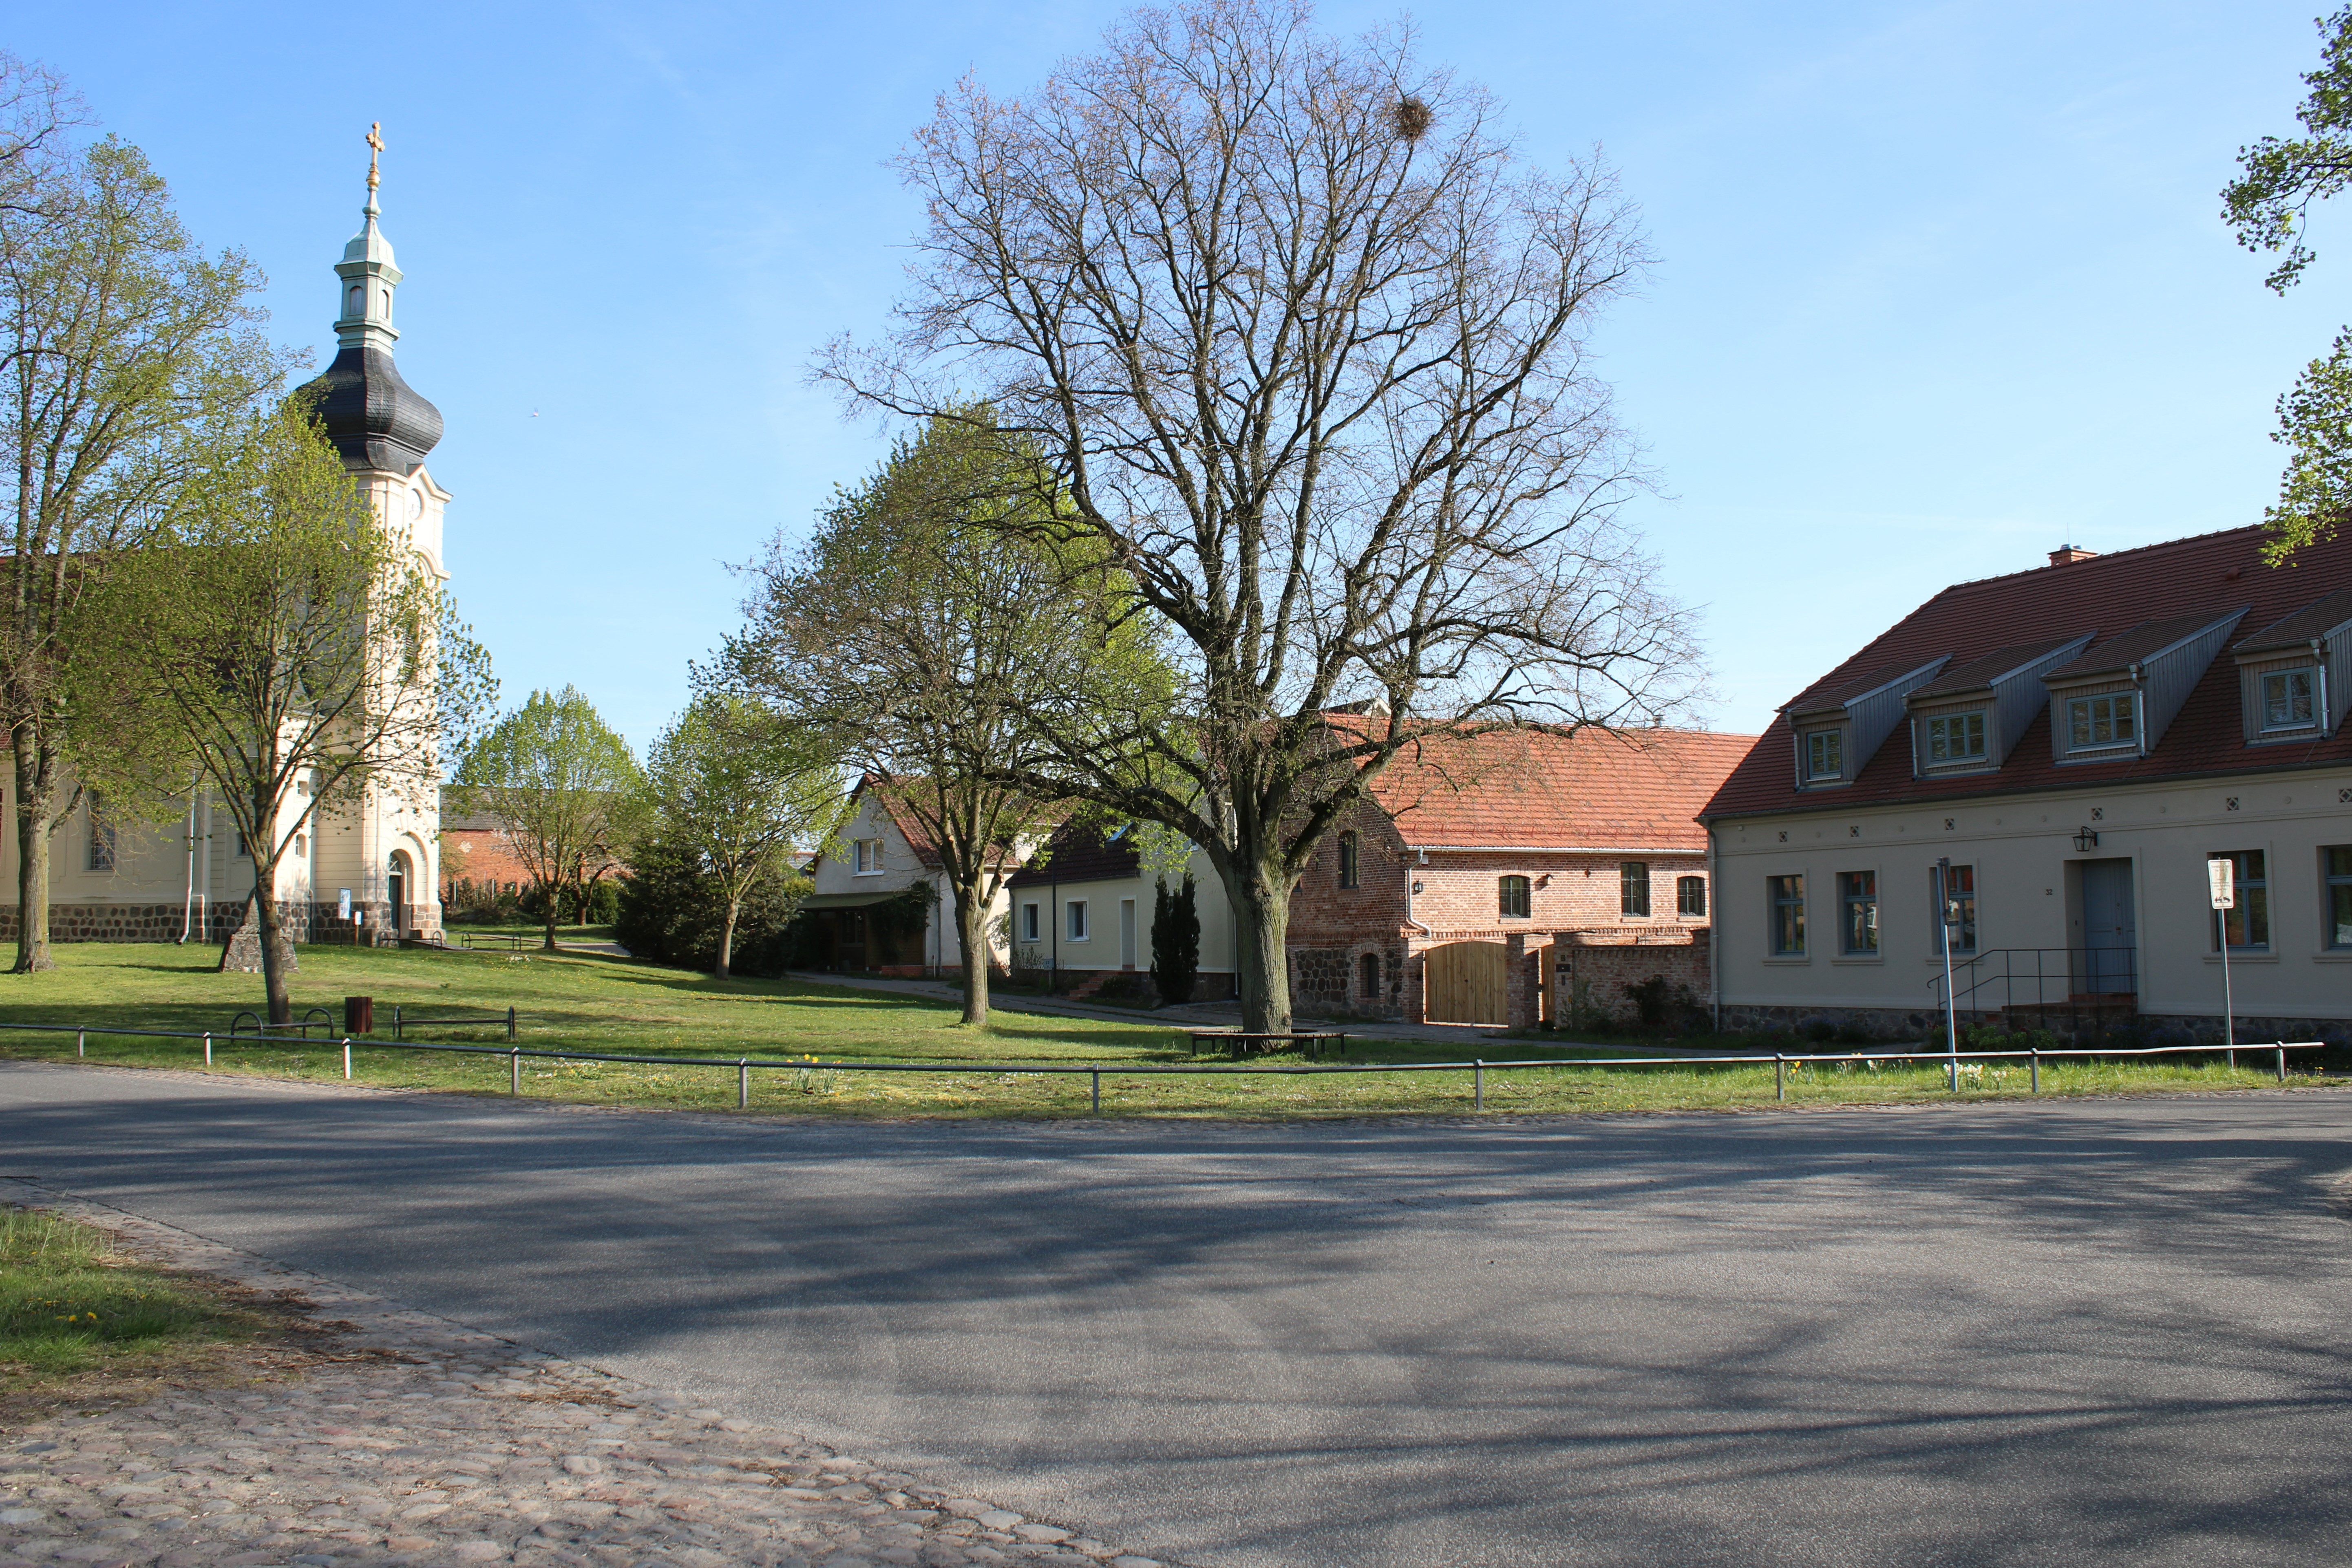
[1404,847,1432,937]
[1707,823,1721,1032]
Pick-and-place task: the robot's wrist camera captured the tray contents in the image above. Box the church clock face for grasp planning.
[406,489,424,520]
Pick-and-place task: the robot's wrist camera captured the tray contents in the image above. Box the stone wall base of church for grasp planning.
[0,902,441,946]
[0,903,246,945]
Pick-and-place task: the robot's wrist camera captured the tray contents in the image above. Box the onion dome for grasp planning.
[296,124,442,474]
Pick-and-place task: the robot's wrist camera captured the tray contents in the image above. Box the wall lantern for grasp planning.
[2072,827,2100,852]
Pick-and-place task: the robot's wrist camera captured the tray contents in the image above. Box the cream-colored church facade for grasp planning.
[2,138,450,947]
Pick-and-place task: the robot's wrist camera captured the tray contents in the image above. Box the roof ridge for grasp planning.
[1924,523,2263,602]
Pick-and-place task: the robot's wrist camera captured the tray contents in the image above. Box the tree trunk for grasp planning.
[252,879,294,1026]
[1223,853,1296,1035]
[10,734,56,973]
[956,880,991,1026]
[715,896,739,980]
[541,881,559,952]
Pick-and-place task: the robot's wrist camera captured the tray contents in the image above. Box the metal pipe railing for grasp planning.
[0,1016,2326,1105]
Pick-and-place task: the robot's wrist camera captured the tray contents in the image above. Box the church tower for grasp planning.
[294,125,449,941]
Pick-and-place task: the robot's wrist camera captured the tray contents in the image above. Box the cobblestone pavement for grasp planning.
[0,1183,1166,1568]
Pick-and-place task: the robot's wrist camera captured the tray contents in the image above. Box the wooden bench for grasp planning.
[1188,1030,1348,1060]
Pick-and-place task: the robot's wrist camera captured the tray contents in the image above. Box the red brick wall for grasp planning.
[1281,802,1713,1023]
[441,829,535,901]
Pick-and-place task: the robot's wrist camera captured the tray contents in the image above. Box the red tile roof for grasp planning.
[1362,726,1756,851]
[1704,524,2352,820]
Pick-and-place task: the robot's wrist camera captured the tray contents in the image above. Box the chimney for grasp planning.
[2048,544,2098,567]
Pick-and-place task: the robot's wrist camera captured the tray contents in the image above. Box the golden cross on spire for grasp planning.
[365,122,384,192]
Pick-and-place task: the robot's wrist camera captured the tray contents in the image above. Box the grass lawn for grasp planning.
[0,942,2332,1119]
[0,1206,269,1409]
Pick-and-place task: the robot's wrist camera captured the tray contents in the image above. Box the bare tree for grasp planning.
[0,71,283,970]
[828,0,1699,1031]
[725,417,1156,1023]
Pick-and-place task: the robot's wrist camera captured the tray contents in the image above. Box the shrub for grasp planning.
[614,834,811,975]
[1150,875,1201,1006]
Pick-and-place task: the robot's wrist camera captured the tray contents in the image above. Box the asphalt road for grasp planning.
[5,1061,2350,1568]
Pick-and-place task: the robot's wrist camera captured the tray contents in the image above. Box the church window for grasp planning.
[87,798,115,873]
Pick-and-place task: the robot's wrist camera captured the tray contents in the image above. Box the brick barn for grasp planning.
[1285,726,1754,1027]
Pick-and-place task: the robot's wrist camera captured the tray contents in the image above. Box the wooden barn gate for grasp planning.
[1423,941,1508,1026]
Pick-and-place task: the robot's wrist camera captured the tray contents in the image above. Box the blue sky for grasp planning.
[15,2,2347,748]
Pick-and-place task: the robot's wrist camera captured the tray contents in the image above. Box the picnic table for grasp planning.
[1188,1030,1349,1060]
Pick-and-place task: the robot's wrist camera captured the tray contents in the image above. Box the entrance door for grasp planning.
[1120,899,1137,969]
[2079,858,2136,994]
[1424,941,1508,1025]
[386,851,410,933]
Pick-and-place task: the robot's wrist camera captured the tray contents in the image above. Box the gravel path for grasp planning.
[0,1182,1164,1568]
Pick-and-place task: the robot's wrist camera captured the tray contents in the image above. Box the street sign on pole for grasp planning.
[1937,857,1961,1087]
[2208,857,2236,1060]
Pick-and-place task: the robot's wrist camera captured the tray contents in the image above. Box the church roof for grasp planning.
[299,345,442,474]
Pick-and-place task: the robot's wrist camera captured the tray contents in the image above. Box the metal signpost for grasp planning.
[1937,858,1961,1089]
[2208,856,2235,1063]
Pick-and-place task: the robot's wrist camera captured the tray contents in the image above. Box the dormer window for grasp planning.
[1924,711,1987,765]
[1804,729,1842,781]
[2260,668,2318,731]
[2065,692,2138,753]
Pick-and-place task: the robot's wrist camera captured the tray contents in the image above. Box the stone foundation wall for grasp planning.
[1550,930,1710,1027]
[0,900,438,947]
[0,903,247,944]
[1714,1001,2352,1045]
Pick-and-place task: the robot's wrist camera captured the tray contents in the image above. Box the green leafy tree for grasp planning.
[72,397,495,1023]
[0,71,285,970]
[2224,6,2352,557]
[452,686,640,954]
[726,415,1161,1023]
[1150,873,1200,1006]
[639,692,838,979]
[826,0,1697,1032]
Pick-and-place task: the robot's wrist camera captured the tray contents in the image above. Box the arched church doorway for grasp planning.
[387,850,412,933]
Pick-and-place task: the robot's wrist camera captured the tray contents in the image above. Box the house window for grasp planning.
[87,800,115,872]
[1358,951,1380,997]
[1804,730,1842,781]
[1021,902,1040,943]
[1620,861,1649,917]
[1498,876,1530,918]
[1933,864,1977,955]
[1769,875,1806,956]
[2260,668,2318,731]
[234,827,251,859]
[1925,711,1988,764]
[1676,875,1707,917]
[2326,847,2352,950]
[1067,899,1089,941]
[2211,850,2269,951]
[1839,870,1878,954]
[1338,831,1360,889]
[853,837,881,873]
[2067,693,2138,752]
